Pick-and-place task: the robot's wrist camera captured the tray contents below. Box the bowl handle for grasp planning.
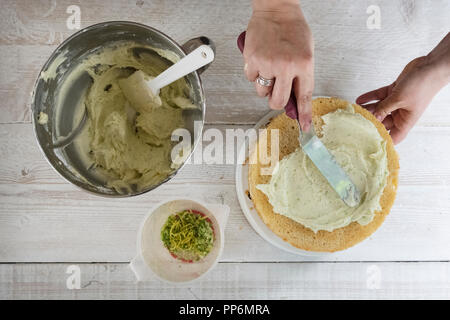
[206,204,230,233]
[182,37,216,75]
[129,254,150,282]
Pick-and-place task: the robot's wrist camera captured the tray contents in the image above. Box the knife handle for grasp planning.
[237,31,299,121]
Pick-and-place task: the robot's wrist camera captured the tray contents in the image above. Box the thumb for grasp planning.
[389,126,409,144]
[374,93,401,122]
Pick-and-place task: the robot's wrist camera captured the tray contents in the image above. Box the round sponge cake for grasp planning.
[248,97,399,252]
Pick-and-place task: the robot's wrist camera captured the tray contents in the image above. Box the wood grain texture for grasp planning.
[1,0,450,299]
[0,0,449,124]
[1,262,449,299]
[0,124,450,262]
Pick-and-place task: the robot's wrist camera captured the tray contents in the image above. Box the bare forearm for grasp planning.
[426,32,450,86]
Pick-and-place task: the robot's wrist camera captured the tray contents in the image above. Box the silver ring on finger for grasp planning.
[256,75,274,87]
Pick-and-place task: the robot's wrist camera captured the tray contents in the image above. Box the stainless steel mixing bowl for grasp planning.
[31,21,213,197]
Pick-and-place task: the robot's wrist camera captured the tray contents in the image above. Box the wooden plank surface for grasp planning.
[1,0,450,299]
[1,262,449,299]
[0,0,449,124]
[1,124,449,263]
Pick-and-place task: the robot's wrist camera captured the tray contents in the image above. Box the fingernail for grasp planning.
[302,120,311,132]
[376,114,383,121]
[303,124,309,132]
[244,63,248,71]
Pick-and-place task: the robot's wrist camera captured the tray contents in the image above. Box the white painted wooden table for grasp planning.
[1,0,450,299]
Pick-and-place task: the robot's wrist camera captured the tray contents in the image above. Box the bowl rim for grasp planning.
[31,21,206,198]
[132,198,229,284]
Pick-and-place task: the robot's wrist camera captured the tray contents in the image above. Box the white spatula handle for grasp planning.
[147,45,214,94]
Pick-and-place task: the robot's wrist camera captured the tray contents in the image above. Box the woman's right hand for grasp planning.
[244,0,314,131]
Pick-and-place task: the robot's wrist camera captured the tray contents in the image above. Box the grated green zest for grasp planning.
[161,210,214,261]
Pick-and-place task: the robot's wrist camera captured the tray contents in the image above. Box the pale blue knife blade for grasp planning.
[300,123,361,207]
